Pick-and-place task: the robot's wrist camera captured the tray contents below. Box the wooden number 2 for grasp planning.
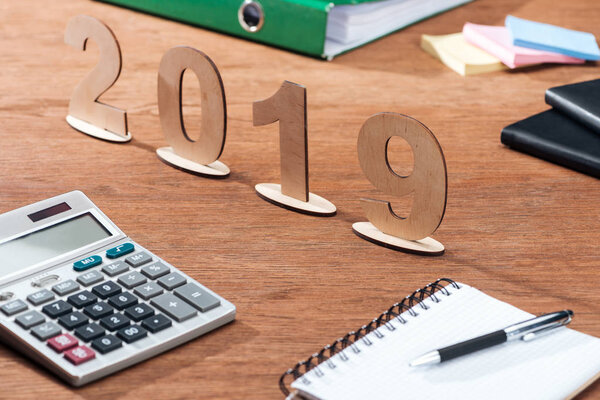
[157,46,226,166]
[253,81,308,202]
[64,15,128,138]
[357,113,447,241]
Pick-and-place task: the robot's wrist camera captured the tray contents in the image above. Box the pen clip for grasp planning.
[521,312,572,342]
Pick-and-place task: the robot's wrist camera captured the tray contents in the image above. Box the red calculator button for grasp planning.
[64,345,95,365]
[47,333,78,353]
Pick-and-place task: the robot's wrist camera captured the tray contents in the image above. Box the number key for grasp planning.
[117,324,147,343]
[84,302,114,319]
[75,323,105,341]
[108,292,138,310]
[67,290,97,308]
[42,300,72,318]
[124,303,154,322]
[100,313,130,331]
[58,311,88,330]
[92,281,122,299]
[91,334,122,354]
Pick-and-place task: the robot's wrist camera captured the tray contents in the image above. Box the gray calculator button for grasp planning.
[133,282,164,300]
[125,252,152,268]
[27,289,55,306]
[52,280,80,296]
[141,262,170,280]
[174,283,221,312]
[1,299,28,316]
[102,261,129,277]
[157,272,186,290]
[77,270,104,287]
[15,310,45,329]
[117,271,147,289]
[151,293,197,322]
[31,322,61,341]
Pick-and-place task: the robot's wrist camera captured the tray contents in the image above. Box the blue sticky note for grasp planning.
[505,15,600,60]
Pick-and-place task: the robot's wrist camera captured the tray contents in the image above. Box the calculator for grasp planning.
[0,191,236,386]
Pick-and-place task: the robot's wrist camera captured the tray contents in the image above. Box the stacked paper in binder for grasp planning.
[423,15,599,75]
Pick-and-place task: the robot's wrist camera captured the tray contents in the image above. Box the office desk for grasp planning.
[0,0,598,398]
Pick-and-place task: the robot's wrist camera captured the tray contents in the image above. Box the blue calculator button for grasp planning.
[74,256,102,271]
[106,243,135,259]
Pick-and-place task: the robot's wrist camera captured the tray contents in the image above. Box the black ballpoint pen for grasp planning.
[409,310,573,367]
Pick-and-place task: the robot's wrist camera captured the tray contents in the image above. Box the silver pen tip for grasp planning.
[409,351,441,367]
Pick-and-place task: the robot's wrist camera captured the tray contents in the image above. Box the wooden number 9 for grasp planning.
[357,113,447,241]
[64,15,129,141]
[157,46,227,169]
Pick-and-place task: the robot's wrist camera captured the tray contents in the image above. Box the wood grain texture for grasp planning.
[357,113,447,240]
[0,0,599,399]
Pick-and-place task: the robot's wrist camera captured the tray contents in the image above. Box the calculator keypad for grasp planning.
[1,240,229,376]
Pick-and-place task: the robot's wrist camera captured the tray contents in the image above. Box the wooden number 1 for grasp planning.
[253,81,308,201]
[253,81,336,216]
[64,15,130,142]
[353,113,447,255]
[156,46,229,178]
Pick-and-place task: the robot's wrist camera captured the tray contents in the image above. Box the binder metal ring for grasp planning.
[238,0,264,33]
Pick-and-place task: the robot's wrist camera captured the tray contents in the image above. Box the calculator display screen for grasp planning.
[0,213,111,278]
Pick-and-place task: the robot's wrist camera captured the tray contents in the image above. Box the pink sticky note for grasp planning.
[462,22,584,68]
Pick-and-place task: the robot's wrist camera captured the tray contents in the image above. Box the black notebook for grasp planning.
[546,79,600,135]
[279,279,600,400]
[501,109,600,178]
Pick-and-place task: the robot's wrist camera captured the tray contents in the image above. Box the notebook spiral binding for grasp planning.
[279,278,460,397]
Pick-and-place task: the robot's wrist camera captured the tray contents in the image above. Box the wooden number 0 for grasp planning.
[64,15,130,142]
[353,113,447,255]
[253,81,336,216]
[156,46,229,178]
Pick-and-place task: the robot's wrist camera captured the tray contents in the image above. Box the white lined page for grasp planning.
[292,283,600,400]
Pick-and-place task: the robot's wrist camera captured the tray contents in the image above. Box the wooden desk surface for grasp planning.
[1,0,599,398]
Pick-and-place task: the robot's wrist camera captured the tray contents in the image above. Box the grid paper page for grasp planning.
[292,283,600,400]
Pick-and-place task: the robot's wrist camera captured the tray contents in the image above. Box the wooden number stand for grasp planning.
[156,46,229,178]
[352,113,447,256]
[253,81,336,217]
[64,15,131,143]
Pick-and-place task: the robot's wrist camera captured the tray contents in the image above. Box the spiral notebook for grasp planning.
[280,279,600,400]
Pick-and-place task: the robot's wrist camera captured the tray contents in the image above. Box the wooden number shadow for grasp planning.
[253,81,336,217]
[352,113,447,255]
[156,46,229,178]
[64,15,131,142]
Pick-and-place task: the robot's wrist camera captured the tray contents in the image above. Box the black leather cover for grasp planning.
[545,79,600,135]
[501,109,600,178]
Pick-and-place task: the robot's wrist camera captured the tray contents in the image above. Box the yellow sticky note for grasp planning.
[421,33,507,76]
